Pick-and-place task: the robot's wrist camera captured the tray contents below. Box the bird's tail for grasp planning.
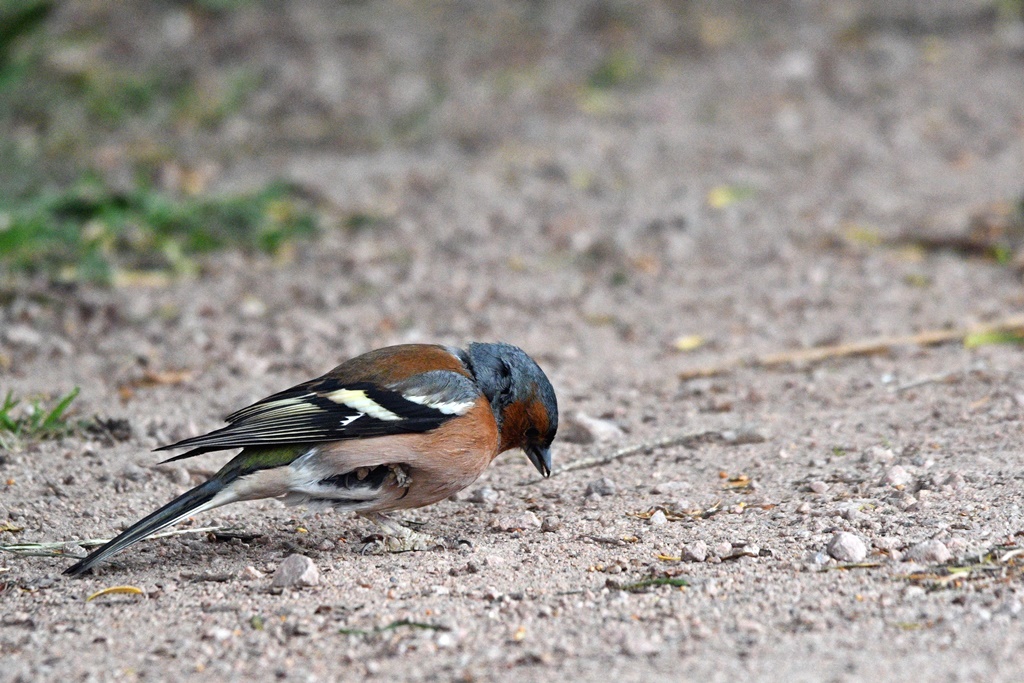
[64,477,235,576]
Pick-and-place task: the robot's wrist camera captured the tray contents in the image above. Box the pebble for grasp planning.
[651,480,688,495]
[491,511,541,532]
[240,565,264,581]
[736,618,765,634]
[997,600,1022,617]
[317,539,336,552]
[4,324,43,348]
[941,472,966,489]
[585,477,618,497]
[806,551,830,566]
[946,537,967,554]
[204,627,234,642]
[827,532,867,562]
[714,541,732,558]
[157,465,192,487]
[468,487,499,505]
[872,536,901,551]
[670,498,693,511]
[681,541,708,562]
[796,502,811,514]
[906,539,952,564]
[808,480,829,494]
[621,633,663,656]
[883,466,912,487]
[861,446,896,463]
[239,297,266,318]
[893,492,918,511]
[839,505,866,523]
[120,464,150,483]
[570,412,625,442]
[541,515,562,532]
[271,554,320,588]
[903,585,927,600]
[648,509,667,526]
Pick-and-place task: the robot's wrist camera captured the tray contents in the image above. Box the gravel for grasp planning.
[4,3,1024,682]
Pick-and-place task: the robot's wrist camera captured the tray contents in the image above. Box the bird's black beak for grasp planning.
[525,445,552,478]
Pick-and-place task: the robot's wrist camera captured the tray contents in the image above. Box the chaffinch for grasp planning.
[64,342,558,575]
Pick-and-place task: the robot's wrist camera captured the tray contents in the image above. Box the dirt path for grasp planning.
[3,3,1024,681]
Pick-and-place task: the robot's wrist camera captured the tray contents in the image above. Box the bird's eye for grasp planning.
[525,426,539,441]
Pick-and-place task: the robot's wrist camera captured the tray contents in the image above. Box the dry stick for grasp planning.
[521,429,764,484]
[678,314,1024,380]
[0,525,226,559]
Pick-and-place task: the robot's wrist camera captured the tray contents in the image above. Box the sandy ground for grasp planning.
[4,2,1024,681]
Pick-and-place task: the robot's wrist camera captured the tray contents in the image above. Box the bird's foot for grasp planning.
[359,512,446,554]
[361,529,446,554]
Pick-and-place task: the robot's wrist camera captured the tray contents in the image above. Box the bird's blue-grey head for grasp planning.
[465,342,558,477]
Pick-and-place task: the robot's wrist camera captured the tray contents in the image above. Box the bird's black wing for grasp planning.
[156,370,481,463]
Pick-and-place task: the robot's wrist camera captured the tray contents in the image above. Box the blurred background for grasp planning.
[2,0,1024,408]
[3,0,1022,287]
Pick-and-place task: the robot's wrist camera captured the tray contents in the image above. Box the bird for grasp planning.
[64,342,558,575]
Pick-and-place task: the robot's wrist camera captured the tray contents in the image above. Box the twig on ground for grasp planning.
[521,428,765,484]
[339,619,450,637]
[0,525,227,559]
[679,315,1024,380]
[894,371,964,393]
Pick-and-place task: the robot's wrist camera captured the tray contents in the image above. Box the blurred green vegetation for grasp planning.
[0,386,80,448]
[0,176,317,284]
[0,0,319,285]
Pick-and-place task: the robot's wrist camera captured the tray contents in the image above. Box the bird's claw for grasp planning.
[359,529,447,555]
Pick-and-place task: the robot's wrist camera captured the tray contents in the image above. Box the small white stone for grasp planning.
[883,466,913,487]
[571,412,625,442]
[585,477,618,497]
[906,539,951,564]
[872,536,901,551]
[239,296,266,318]
[681,540,707,563]
[648,509,668,526]
[491,511,541,532]
[827,532,867,562]
[941,472,965,489]
[271,554,320,588]
[808,480,829,494]
[893,492,918,511]
[903,585,927,600]
[204,627,234,642]
[541,516,562,532]
[651,480,688,495]
[468,487,499,505]
[736,618,766,634]
[239,565,264,581]
[4,324,43,347]
[862,446,896,463]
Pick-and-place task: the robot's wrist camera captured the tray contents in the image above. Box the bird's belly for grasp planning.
[383,459,488,511]
[279,427,498,512]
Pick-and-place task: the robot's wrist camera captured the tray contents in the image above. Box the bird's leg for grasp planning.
[359,511,446,553]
